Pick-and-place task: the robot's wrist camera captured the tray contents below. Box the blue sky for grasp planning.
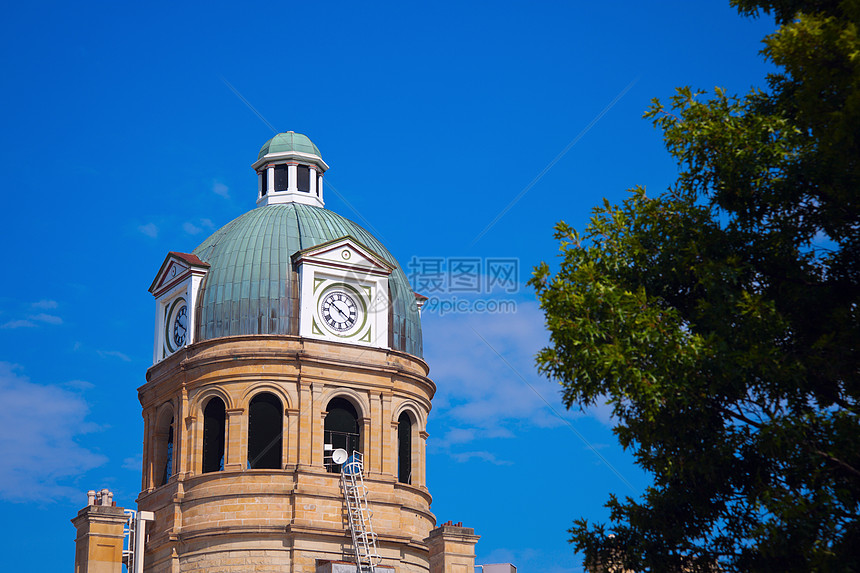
[0,2,777,571]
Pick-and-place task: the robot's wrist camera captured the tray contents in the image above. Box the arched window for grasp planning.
[159,416,174,486]
[397,412,413,484]
[153,410,174,488]
[248,392,282,469]
[202,397,226,474]
[324,397,360,473]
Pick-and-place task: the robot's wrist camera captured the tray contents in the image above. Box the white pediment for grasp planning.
[149,252,209,298]
[149,252,209,364]
[292,236,394,277]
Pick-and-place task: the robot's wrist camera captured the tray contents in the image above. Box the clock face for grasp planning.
[165,298,188,354]
[320,290,360,333]
[173,304,187,347]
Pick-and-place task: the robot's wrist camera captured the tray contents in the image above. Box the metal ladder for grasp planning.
[340,451,380,573]
[123,509,137,573]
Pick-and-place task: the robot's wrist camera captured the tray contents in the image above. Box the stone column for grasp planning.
[185,415,197,475]
[368,392,382,475]
[71,503,128,573]
[142,411,153,491]
[380,392,393,476]
[285,407,299,467]
[426,522,481,573]
[225,408,245,470]
[297,379,314,467]
[418,430,429,488]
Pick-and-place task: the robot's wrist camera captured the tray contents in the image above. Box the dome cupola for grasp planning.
[148,131,423,362]
[251,131,329,208]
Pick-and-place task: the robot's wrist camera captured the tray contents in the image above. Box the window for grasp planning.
[297,165,310,192]
[260,171,268,196]
[159,416,174,486]
[274,165,289,191]
[154,412,174,487]
[397,412,412,484]
[248,392,282,469]
[202,397,226,473]
[324,397,360,473]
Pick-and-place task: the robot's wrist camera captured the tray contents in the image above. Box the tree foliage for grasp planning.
[530,1,859,570]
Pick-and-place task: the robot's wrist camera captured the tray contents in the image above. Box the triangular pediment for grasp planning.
[292,236,394,276]
[149,252,209,296]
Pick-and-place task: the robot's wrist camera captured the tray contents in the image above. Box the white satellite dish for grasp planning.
[331,448,349,465]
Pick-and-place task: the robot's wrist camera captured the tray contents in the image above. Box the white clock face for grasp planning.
[173,304,187,348]
[320,290,361,334]
[165,298,188,354]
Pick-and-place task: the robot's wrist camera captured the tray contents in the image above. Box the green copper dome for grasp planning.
[258,131,321,159]
[191,204,422,357]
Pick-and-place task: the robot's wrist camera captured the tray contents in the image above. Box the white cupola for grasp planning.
[251,131,329,208]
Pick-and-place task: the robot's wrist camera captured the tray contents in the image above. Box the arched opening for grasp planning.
[397,412,413,484]
[202,397,226,474]
[160,417,174,486]
[247,392,282,469]
[297,165,310,192]
[324,397,360,473]
[273,164,288,191]
[153,410,174,488]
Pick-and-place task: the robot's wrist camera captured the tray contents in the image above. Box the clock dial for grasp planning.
[165,298,188,354]
[173,304,187,347]
[320,290,359,333]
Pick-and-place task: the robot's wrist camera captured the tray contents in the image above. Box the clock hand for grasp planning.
[331,303,348,321]
[333,300,352,318]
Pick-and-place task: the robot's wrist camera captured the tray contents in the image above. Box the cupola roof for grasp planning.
[191,203,423,357]
[258,131,321,160]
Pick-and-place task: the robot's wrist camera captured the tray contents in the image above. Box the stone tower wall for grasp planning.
[137,336,436,573]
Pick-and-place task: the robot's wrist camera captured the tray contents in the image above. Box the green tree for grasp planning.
[530,1,859,571]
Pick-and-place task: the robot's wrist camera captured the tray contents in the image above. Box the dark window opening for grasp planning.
[260,171,268,196]
[397,412,412,484]
[248,392,283,469]
[274,165,289,191]
[324,397,360,473]
[159,416,174,486]
[297,165,310,192]
[203,398,226,473]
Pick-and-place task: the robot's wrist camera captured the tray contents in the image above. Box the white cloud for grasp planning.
[64,380,95,391]
[451,450,513,465]
[122,455,142,472]
[212,181,230,198]
[0,363,107,502]
[425,301,555,426]
[138,223,159,238]
[1,319,36,329]
[97,350,132,362]
[424,301,609,449]
[29,313,62,325]
[200,218,215,229]
[32,300,58,310]
[183,221,202,235]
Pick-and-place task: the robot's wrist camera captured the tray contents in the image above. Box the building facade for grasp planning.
[72,132,480,573]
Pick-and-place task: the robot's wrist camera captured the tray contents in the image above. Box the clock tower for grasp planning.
[129,132,468,573]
